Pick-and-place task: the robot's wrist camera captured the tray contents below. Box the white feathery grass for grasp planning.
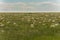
[45,14,49,17]
[42,24,45,25]
[32,17,34,19]
[52,20,55,22]
[0,23,4,26]
[30,24,34,28]
[48,19,51,22]
[27,19,30,22]
[0,17,4,20]
[7,21,10,24]
[43,20,46,22]
[13,22,17,25]
[58,16,60,18]
[36,18,39,19]
[1,30,5,32]
[39,22,41,23]
[50,23,59,28]
[50,24,55,27]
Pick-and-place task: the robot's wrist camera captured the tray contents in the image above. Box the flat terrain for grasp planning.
[0,12,60,40]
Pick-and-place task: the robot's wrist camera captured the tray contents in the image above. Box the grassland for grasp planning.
[0,12,60,40]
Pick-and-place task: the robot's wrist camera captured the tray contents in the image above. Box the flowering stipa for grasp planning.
[0,17,4,20]
[27,18,31,22]
[21,18,24,21]
[1,30,5,32]
[7,21,10,24]
[45,14,49,17]
[44,18,47,20]
[50,23,59,28]
[0,23,4,27]
[32,17,34,20]
[42,23,45,25]
[50,24,55,28]
[39,22,41,23]
[48,19,52,22]
[13,22,17,25]
[58,16,60,18]
[30,24,34,28]
[36,17,39,20]
[52,20,56,22]
[43,20,46,22]
[40,17,43,19]
[33,20,36,24]
[1,13,60,40]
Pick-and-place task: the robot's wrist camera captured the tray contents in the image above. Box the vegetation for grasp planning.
[0,12,60,40]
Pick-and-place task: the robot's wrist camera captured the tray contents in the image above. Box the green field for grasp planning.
[0,12,60,40]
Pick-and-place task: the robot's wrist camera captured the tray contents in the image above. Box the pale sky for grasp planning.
[0,0,60,11]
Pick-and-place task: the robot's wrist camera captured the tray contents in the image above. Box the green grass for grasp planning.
[0,12,60,40]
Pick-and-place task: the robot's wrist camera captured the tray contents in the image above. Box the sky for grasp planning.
[0,0,60,11]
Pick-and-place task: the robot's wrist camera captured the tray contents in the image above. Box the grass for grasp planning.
[0,12,60,40]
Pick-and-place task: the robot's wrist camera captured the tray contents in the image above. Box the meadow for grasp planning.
[0,12,60,40]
